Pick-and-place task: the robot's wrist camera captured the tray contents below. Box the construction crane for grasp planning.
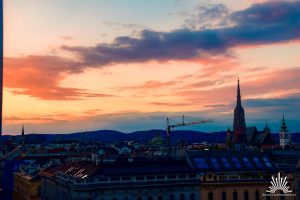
[166,115,212,141]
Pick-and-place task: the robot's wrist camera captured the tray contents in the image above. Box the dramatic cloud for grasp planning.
[183,3,230,30]
[4,56,115,100]
[62,1,300,66]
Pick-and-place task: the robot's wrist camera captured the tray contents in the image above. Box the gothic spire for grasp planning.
[236,78,242,107]
[281,114,288,132]
[233,78,246,143]
[22,124,24,137]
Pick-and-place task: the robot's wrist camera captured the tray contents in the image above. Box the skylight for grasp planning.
[211,158,221,169]
[232,157,242,168]
[221,158,231,168]
[242,157,253,168]
[263,157,272,168]
[194,158,208,169]
[253,157,263,168]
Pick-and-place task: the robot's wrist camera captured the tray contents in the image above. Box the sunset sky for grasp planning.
[3,0,300,134]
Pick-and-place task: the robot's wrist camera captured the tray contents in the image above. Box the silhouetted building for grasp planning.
[233,79,246,150]
[228,80,274,150]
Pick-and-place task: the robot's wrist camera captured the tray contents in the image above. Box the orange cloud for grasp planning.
[4,56,115,100]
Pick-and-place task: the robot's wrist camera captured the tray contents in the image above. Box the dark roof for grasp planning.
[187,151,278,173]
[43,159,195,179]
[98,159,193,176]
[252,133,266,145]
[246,127,257,144]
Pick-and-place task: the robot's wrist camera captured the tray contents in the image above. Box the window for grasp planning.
[178,175,186,179]
[110,177,120,181]
[243,157,253,168]
[221,158,231,168]
[194,158,208,169]
[280,191,285,200]
[188,174,196,179]
[136,176,144,181]
[122,177,131,181]
[147,176,155,180]
[167,175,176,179]
[244,191,249,200]
[211,158,221,169]
[253,157,263,168]
[255,191,260,200]
[222,191,226,200]
[147,197,153,200]
[180,194,185,200]
[190,193,195,200]
[233,191,238,200]
[232,158,242,168]
[169,194,175,200]
[263,157,272,167]
[208,192,213,200]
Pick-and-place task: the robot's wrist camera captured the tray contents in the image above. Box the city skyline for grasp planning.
[3,0,300,134]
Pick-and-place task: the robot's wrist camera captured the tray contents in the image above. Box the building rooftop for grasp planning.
[42,158,195,179]
[187,151,278,173]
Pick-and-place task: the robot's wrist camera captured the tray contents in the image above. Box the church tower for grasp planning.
[279,115,291,149]
[21,124,25,145]
[233,79,246,144]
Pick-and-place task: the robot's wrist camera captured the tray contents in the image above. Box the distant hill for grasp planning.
[1,130,300,144]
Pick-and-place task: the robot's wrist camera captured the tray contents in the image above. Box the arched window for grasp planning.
[180,194,185,200]
[158,196,163,200]
[189,193,195,200]
[222,191,226,200]
[169,194,175,200]
[244,191,249,200]
[137,197,143,200]
[208,192,213,200]
[280,191,285,200]
[255,190,260,200]
[233,191,238,200]
[147,196,153,200]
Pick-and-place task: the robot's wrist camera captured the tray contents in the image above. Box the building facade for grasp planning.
[186,151,296,200]
[13,172,41,200]
[40,159,200,200]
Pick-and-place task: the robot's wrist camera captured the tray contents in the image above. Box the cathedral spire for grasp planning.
[236,78,242,107]
[22,124,24,137]
[233,78,246,144]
